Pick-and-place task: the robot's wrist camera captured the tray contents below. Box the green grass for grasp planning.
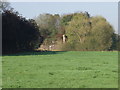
[2,51,118,88]
[0,56,2,89]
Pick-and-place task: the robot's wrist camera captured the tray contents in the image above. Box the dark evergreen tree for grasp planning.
[2,10,43,54]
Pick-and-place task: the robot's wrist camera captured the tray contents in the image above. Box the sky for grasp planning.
[10,2,118,33]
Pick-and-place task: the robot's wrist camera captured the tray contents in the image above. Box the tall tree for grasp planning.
[2,10,43,54]
[35,14,61,45]
[90,16,114,50]
[64,13,114,51]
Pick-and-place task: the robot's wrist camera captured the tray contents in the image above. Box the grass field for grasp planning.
[2,51,118,88]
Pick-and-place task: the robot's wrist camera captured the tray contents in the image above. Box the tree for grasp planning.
[35,14,61,45]
[64,12,91,50]
[118,35,120,51]
[90,16,114,50]
[2,10,43,54]
[110,33,119,50]
[0,0,10,13]
[60,14,74,26]
[64,13,114,51]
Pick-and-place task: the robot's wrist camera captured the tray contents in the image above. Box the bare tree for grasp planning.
[0,0,10,13]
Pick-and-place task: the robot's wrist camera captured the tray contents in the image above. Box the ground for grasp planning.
[2,51,118,88]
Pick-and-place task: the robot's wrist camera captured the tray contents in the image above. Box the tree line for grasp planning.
[1,2,120,54]
[35,12,120,51]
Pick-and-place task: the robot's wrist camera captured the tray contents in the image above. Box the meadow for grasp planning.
[2,51,118,88]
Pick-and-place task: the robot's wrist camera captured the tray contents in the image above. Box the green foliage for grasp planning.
[35,14,61,45]
[34,12,118,51]
[117,35,120,51]
[87,16,114,50]
[60,14,74,26]
[35,14,60,37]
[64,13,114,51]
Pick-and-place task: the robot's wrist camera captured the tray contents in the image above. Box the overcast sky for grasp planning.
[10,2,118,33]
